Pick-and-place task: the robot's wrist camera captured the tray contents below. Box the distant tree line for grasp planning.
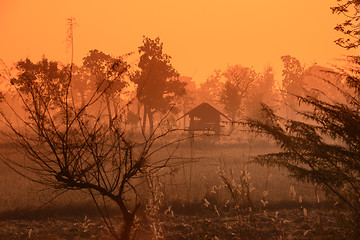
[1,38,340,137]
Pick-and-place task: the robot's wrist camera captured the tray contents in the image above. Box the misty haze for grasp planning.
[0,1,360,240]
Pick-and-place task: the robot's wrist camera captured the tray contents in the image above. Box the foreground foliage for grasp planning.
[247,57,360,238]
[0,208,348,240]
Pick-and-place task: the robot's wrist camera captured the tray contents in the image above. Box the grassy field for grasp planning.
[0,209,345,240]
[159,138,322,205]
[0,138,320,214]
[0,136,346,239]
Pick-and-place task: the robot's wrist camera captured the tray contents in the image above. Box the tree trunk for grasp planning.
[116,198,139,240]
[183,102,187,129]
[354,213,360,240]
[120,213,135,240]
[148,111,154,134]
[80,90,86,111]
[142,104,147,134]
[112,97,118,121]
[106,95,112,125]
[136,101,141,130]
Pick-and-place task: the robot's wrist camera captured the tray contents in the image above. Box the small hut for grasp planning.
[178,102,229,134]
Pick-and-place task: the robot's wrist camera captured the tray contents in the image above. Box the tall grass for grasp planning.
[0,138,322,219]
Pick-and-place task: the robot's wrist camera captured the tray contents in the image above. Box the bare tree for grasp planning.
[0,56,186,240]
[218,65,258,121]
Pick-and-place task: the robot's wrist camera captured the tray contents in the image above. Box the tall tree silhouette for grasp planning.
[83,49,129,124]
[10,57,69,119]
[199,70,222,105]
[218,65,258,121]
[280,55,305,116]
[71,64,94,109]
[131,36,185,134]
[245,66,276,119]
[12,57,68,96]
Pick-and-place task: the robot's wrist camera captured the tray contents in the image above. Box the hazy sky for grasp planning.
[0,0,352,84]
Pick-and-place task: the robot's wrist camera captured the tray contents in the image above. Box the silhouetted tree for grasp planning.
[126,109,139,127]
[1,56,184,240]
[245,65,276,119]
[71,64,94,109]
[83,49,129,124]
[0,59,12,102]
[280,55,305,116]
[131,36,186,134]
[301,64,342,99]
[198,70,222,105]
[178,76,196,128]
[218,65,258,121]
[247,60,360,238]
[11,57,68,102]
[331,0,360,49]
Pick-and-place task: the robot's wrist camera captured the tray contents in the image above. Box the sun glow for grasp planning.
[0,0,352,84]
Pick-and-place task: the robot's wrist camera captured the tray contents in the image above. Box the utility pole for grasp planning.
[66,17,76,67]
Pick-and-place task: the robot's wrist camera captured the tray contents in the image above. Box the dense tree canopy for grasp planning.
[131,36,186,134]
[11,57,68,101]
[280,55,305,104]
[83,49,129,96]
[83,49,129,123]
[245,66,276,119]
[218,65,257,121]
[247,57,360,238]
[198,70,222,106]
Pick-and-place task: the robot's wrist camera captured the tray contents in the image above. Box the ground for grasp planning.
[0,142,351,239]
[0,208,346,240]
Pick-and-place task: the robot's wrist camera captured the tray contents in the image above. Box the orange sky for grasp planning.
[0,0,353,84]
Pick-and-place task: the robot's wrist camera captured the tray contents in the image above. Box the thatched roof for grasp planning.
[178,102,229,120]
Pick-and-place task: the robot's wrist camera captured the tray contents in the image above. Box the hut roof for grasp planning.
[178,102,230,120]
